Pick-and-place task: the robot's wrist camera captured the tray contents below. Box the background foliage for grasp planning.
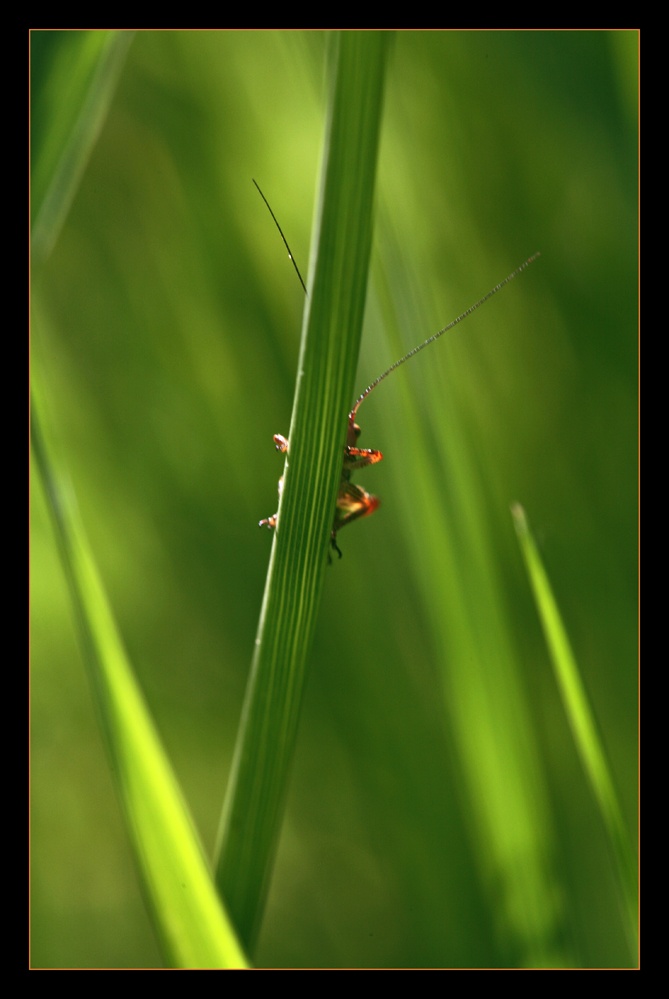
[31,30,637,968]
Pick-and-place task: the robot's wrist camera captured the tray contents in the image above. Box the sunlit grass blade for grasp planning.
[31,385,249,969]
[512,503,637,960]
[31,29,134,264]
[214,31,390,952]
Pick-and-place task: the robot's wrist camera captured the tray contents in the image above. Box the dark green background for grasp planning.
[31,31,638,968]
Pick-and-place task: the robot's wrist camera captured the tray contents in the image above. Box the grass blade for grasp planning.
[512,503,637,960]
[31,28,247,967]
[31,384,249,968]
[31,30,134,264]
[214,31,390,952]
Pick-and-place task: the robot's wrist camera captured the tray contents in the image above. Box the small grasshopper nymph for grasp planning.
[259,411,383,560]
[255,182,539,558]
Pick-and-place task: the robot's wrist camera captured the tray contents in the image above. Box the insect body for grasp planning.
[259,412,382,559]
[255,181,539,558]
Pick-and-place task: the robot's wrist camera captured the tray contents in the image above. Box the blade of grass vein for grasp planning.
[31,385,248,969]
[214,31,390,953]
[512,503,637,962]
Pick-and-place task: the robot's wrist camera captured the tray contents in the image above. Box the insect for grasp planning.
[255,181,539,558]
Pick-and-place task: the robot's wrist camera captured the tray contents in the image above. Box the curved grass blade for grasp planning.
[31,385,249,969]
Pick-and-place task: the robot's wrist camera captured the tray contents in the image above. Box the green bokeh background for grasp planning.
[31,30,638,968]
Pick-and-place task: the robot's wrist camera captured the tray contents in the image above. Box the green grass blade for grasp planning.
[370,234,567,966]
[512,503,637,959]
[31,28,247,967]
[31,30,134,263]
[31,385,249,969]
[214,31,390,952]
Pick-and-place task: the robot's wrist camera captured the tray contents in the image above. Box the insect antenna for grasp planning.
[350,251,541,419]
[253,179,539,423]
[253,179,308,296]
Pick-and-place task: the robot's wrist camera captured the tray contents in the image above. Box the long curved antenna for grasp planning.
[253,179,308,296]
[350,251,540,419]
[253,177,539,421]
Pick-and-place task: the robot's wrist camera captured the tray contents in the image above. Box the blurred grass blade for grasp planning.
[215,31,390,952]
[373,241,566,966]
[31,384,249,969]
[31,30,134,263]
[512,503,637,957]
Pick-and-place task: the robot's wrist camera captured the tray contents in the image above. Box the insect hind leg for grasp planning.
[329,532,344,563]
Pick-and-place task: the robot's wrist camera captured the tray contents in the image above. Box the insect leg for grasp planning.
[259,433,288,529]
